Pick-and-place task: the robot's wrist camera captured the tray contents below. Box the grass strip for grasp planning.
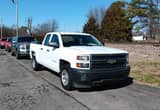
[130,72,160,86]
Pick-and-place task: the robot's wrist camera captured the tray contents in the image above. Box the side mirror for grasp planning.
[49,42,59,48]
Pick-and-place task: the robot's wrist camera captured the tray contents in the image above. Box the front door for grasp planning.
[46,34,60,72]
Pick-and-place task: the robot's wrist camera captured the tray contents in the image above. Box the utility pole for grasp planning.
[16,0,19,37]
[11,0,19,36]
[0,18,2,39]
[27,17,32,35]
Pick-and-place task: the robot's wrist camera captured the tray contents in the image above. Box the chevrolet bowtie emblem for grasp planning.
[107,59,116,64]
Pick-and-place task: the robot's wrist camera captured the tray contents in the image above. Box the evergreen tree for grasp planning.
[129,0,160,39]
[83,16,102,41]
[102,1,133,42]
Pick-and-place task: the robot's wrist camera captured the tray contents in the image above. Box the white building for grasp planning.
[132,35,146,41]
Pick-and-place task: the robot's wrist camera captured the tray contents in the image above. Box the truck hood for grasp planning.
[68,46,128,54]
[18,42,31,45]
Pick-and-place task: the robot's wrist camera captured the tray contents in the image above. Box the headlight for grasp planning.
[76,63,89,68]
[19,44,26,49]
[77,55,89,61]
[76,55,90,69]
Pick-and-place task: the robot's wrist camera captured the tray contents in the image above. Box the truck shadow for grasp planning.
[78,77,133,92]
[17,56,30,60]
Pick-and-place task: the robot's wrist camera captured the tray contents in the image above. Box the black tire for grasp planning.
[11,51,14,56]
[5,48,7,51]
[32,56,41,71]
[16,51,20,59]
[60,64,73,90]
[8,49,11,52]
[11,49,15,56]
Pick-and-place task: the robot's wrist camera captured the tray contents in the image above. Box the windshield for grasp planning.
[1,38,7,41]
[8,38,12,42]
[61,34,103,47]
[18,37,35,42]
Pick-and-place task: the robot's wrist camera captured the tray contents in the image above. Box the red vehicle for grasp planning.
[5,37,12,52]
[0,38,7,49]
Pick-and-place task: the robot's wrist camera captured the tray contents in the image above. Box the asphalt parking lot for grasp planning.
[0,49,160,110]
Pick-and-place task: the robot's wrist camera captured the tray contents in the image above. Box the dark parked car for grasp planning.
[0,38,7,49]
[11,36,36,59]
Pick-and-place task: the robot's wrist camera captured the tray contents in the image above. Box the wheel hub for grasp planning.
[61,70,69,86]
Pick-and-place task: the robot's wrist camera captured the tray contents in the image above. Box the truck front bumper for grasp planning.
[70,66,130,88]
[0,44,5,49]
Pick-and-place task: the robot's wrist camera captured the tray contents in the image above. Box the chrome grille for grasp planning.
[91,54,127,70]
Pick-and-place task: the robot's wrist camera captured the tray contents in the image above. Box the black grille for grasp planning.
[91,54,127,70]
[26,44,30,49]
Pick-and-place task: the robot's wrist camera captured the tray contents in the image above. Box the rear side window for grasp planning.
[44,34,51,46]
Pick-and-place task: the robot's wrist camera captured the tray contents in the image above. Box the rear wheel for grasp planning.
[8,48,11,52]
[60,64,73,90]
[5,47,7,51]
[11,51,14,56]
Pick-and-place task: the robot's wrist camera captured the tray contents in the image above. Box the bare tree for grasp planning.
[33,19,58,41]
[2,26,15,37]
[154,0,160,41]
[87,7,106,26]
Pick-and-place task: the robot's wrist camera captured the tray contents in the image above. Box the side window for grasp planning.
[44,34,51,46]
[51,34,59,45]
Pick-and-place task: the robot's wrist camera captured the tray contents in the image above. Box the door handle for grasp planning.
[46,49,49,52]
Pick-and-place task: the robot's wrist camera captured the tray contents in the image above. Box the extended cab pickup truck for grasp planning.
[11,36,36,59]
[30,32,130,90]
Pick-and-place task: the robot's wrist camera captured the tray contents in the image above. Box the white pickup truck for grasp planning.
[30,32,130,90]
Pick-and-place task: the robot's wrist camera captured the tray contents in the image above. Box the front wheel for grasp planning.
[60,65,73,90]
[11,49,15,56]
[32,56,41,71]
[16,51,20,59]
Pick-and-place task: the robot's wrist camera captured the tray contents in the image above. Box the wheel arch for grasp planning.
[30,51,36,59]
[60,59,70,71]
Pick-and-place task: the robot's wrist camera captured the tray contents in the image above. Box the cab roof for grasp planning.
[46,32,92,36]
